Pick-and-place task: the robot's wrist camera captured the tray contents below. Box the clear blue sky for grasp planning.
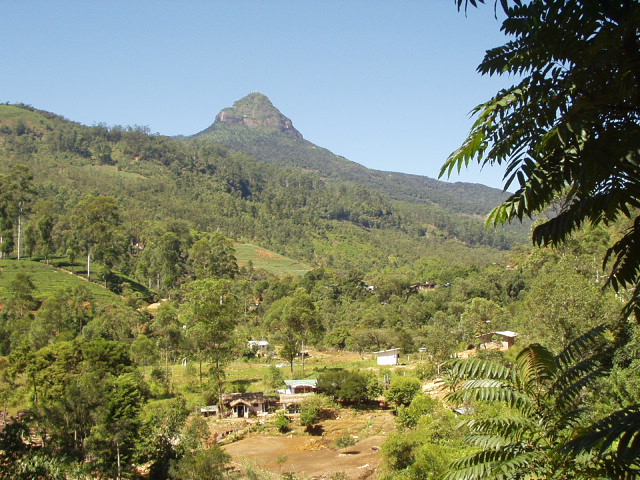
[1,1,513,189]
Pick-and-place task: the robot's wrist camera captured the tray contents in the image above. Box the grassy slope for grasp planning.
[0,243,307,308]
[234,243,311,277]
[0,258,124,305]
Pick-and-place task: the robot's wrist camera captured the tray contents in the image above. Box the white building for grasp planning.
[374,348,402,366]
[478,331,518,349]
[247,340,270,356]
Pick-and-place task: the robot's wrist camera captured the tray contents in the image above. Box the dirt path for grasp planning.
[221,410,395,479]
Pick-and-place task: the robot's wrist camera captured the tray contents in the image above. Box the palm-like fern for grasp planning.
[444,326,620,480]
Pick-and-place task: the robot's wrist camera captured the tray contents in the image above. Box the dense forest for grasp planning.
[196,92,511,217]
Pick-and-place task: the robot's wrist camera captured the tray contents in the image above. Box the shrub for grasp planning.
[273,412,290,433]
[396,395,439,430]
[330,473,350,480]
[334,435,356,449]
[300,407,320,429]
[300,394,337,420]
[385,376,422,407]
[169,446,231,480]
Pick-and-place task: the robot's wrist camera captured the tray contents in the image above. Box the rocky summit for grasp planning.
[211,92,302,138]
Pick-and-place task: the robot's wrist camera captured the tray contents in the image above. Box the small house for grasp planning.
[374,348,402,366]
[278,379,318,412]
[284,379,317,394]
[202,392,277,418]
[478,331,518,350]
[247,340,270,357]
[408,282,438,294]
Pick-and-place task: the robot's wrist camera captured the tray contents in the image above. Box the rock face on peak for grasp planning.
[203,92,302,138]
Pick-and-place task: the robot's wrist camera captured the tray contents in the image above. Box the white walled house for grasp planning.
[478,331,518,349]
[247,340,270,357]
[374,348,402,366]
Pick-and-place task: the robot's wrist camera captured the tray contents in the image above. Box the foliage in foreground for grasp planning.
[444,0,640,316]
[445,326,639,480]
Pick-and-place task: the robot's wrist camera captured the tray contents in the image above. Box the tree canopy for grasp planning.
[439,1,640,477]
[443,0,640,316]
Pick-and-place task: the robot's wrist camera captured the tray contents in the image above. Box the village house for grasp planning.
[374,348,402,365]
[201,392,277,418]
[283,379,318,394]
[408,282,438,294]
[247,340,270,357]
[478,330,518,350]
[278,379,318,412]
[407,282,450,294]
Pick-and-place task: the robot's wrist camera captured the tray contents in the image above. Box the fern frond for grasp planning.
[515,343,556,391]
[466,417,538,447]
[555,325,607,370]
[466,433,515,449]
[565,404,640,470]
[552,363,607,416]
[449,358,512,380]
[447,446,533,480]
[447,382,535,412]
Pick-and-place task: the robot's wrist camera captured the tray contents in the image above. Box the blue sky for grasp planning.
[1,1,513,189]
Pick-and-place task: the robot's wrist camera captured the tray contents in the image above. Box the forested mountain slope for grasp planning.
[195,92,509,216]
[0,102,522,279]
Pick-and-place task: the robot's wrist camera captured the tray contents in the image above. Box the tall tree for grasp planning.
[30,285,94,348]
[137,231,185,293]
[180,279,239,414]
[188,232,239,280]
[0,164,34,259]
[32,199,57,264]
[151,301,183,385]
[66,195,126,282]
[443,0,640,317]
[264,288,323,376]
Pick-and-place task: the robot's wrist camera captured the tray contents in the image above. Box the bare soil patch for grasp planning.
[254,248,279,259]
[221,409,396,479]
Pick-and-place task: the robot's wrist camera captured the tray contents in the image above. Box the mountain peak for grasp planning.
[209,92,302,138]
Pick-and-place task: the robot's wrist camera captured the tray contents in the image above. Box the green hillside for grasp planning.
[0,258,123,305]
[234,243,311,277]
[0,102,521,283]
[0,102,633,480]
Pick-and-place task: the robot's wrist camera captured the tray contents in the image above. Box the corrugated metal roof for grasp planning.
[284,379,317,387]
[373,348,401,355]
[494,331,518,337]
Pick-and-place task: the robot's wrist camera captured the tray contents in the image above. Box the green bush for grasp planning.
[300,407,319,429]
[396,395,439,430]
[330,473,350,480]
[334,435,356,449]
[273,412,290,433]
[169,446,232,480]
[385,376,422,407]
[299,393,337,418]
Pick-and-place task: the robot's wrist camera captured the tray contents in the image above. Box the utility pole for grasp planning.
[17,202,23,260]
